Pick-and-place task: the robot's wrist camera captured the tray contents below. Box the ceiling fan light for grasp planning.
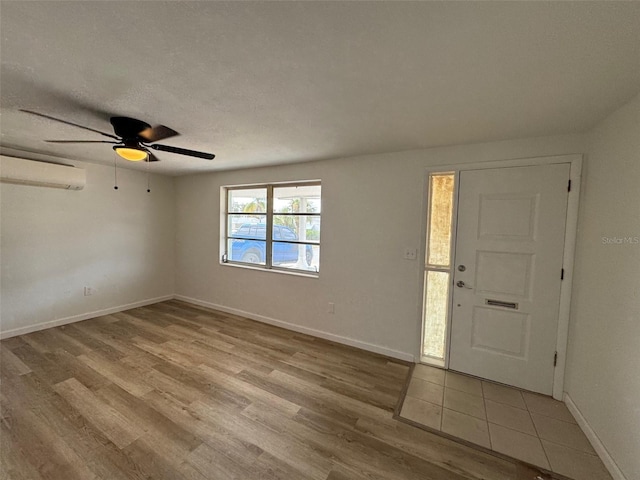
[113,146,148,162]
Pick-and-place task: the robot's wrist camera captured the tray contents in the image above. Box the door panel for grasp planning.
[478,193,539,240]
[475,251,534,297]
[470,307,530,358]
[450,164,569,395]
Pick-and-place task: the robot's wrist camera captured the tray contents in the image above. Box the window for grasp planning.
[422,173,455,364]
[223,182,321,274]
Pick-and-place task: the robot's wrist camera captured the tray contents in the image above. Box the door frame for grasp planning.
[417,154,582,400]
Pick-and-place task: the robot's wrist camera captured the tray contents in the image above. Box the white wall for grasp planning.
[0,160,176,337]
[175,134,585,360]
[565,94,640,480]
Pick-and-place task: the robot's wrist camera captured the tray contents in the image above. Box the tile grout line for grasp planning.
[443,384,483,397]
[481,382,529,411]
[539,437,602,457]
[528,409,580,425]
[525,395,554,472]
[481,381,493,450]
[413,375,445,389]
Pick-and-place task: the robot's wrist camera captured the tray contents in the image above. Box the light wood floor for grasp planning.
[1,300,539,480]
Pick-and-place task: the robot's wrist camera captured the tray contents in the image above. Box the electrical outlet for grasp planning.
[328,302,335,314]
[84,286,94,296]
[403,248,417,260]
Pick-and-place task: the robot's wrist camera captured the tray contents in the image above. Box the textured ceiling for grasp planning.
[1,1,639,175]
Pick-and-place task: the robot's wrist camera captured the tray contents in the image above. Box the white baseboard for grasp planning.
[564,393,627,480]
[1,293,416,363]
[0,295,175,340]
[174,295,415,363]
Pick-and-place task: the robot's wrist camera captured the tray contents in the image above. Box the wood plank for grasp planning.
[121,437,205,480]
[0,345,32,376]
[196,363,300,416]
[0,336,28,351]
[248,451,318,480]
[77,350,153,397]
[1,372,57,410]
[53,378,144,449]
[1,401,98,480]
[142,390,265,469]
[139,366,208,405]
[185,441,256,480]
[190,398,334,480]
[131,336,199,368]
[9,344,72,386]
[236,369,361,428]
[151,360,252,411]
[269,368,393,424]
[58,324,126,361]
[75,317,166,349]
[94,382,202,453]
[44,328,95,356]
[44,349,112,391]
[1,417,45,480]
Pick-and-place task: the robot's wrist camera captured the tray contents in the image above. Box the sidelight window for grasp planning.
[422,173,455,364]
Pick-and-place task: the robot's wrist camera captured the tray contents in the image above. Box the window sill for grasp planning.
[219,261,319,278]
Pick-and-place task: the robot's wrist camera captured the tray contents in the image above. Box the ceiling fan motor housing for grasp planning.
[110,117,151,141]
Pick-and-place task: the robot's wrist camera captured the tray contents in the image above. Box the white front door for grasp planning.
[449,163,570,395]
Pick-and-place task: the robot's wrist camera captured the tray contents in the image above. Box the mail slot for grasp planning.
[486,299,518,309]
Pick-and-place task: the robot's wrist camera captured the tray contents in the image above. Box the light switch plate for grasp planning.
[403,248,417,260]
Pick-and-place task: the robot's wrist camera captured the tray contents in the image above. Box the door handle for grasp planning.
[456,280,473,289]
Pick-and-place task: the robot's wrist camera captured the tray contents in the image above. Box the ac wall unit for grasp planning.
[0,155,86,190]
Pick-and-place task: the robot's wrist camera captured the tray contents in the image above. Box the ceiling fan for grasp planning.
[20,109,215,162]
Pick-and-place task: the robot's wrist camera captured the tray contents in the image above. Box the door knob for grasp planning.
[456,280,473,289]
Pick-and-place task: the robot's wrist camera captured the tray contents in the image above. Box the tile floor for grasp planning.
[399,364,612,480]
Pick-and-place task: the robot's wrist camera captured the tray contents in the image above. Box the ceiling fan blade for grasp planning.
[3,71,115,121]
[21,109,120,140]
[45,140,119,144]
[149,143,215,160]
[138,125,179,143]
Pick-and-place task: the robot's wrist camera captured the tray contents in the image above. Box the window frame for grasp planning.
[222,180,321,276]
